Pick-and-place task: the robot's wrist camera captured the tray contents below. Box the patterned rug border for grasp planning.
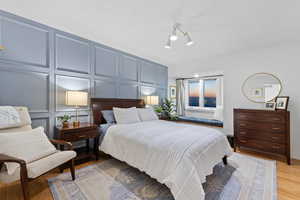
[48,153,277,200]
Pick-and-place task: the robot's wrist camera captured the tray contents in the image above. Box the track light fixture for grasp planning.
[165,23,194,49]
[185,32,194,46]
[170,27,178,41]
[165,36,171,49]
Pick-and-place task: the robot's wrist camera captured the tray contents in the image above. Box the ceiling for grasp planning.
[1,0,300,77]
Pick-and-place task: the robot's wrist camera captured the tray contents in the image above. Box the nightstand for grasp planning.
[54,123,100,163]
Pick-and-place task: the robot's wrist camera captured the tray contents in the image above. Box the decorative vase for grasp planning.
[62,121,69,128]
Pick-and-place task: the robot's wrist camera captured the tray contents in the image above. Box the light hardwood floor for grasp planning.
[0,151,300,200]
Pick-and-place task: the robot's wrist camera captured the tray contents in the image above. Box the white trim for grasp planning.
[184,75,224,121]
[186,106,216,113]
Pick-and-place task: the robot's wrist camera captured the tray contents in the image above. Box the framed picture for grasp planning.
[252,88,263,97]
[265,102,276,110]
[169,86,176,99]
[275,96,289,110]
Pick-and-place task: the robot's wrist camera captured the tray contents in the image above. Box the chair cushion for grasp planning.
[0,125,32,134]
[0,127,57,175]
[0,150,76,183]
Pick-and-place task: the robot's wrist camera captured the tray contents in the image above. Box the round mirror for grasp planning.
[242,73,282,103]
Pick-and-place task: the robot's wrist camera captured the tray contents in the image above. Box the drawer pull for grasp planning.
[272,118,280,121]
[272,146,281,149]
[240,132,246,135]
[271,137,279,140]
[240,140,247,143]
[240,124,246,126]
[78,135,86,138]
[272,127,280,130]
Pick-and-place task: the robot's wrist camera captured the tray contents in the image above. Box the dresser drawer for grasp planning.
[238,129,286,144]
[238,137,286,155]
[237,112,286,124]
[62,130,98,141]
[238,121,285,133]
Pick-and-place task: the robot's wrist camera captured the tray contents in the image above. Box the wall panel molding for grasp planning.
[31,117,50,136]
[0,9,167,138]
[0,17,49,68]
[120,55,138,81]
[94,45,118,77]
[55,33,90,74]
[119,82,139,99]
[55,75,90,112]
[0,69,49,113]
[94,79,118,98]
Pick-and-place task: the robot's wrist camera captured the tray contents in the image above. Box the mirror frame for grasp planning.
[242,72,282,103]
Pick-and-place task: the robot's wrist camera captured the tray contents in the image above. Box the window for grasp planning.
[204,79,217,107]
[188,80,200,107]
[187,77,222,109]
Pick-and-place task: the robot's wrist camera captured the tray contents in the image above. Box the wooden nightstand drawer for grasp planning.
[62,130,98,141]
[54,123,100,162]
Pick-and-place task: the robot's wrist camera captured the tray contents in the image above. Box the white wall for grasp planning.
[169,42,300,159]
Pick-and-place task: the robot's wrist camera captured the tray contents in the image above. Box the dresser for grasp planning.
[234,109,290,164]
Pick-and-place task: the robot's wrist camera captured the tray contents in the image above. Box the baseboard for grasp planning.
[292,159,300,165]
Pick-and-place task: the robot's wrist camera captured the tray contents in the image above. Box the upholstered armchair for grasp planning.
[0,107,77,200]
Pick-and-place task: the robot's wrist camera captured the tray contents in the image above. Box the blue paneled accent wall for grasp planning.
[0,10,168,137]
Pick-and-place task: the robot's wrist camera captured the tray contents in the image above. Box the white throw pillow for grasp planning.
[0,106,21,129]
[113,107,141,124]
[0,127,57,175]
[137,108,159,121]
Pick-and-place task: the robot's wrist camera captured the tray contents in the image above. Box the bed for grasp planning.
[91,98,233,200]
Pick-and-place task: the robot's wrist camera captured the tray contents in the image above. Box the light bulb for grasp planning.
[170,28,178,41]
[170,35,178,41]
[165,37,171,49]
[185,33,194,46]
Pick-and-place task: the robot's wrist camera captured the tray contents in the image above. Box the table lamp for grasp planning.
[66,91,88,127]
[145,96,159,106]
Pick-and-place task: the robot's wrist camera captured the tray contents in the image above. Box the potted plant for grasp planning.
[155,98,178,120]
[58,114,72,128]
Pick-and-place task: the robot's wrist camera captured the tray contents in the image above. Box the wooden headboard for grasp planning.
[91,98,145,126]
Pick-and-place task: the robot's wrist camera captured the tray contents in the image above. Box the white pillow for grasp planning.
[0,106,21,129]
[0,127,57,175]
[113,107,141,124]
[137,108,159,121]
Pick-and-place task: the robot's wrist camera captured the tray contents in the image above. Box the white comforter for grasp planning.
[100,120,232,200]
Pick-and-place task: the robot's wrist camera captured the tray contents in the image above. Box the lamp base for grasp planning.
[73,121,80,127]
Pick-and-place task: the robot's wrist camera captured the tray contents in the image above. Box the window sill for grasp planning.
[185,107,216,113]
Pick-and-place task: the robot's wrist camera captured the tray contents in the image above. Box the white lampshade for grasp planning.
[145,96,159,105]
[65,91,88,106]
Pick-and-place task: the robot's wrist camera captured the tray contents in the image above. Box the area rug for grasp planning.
[48,153,277,200]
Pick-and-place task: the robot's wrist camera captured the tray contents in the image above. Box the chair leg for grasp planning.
[69,159,75,181]
[20,164,29,200]
[223,156,228,165]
